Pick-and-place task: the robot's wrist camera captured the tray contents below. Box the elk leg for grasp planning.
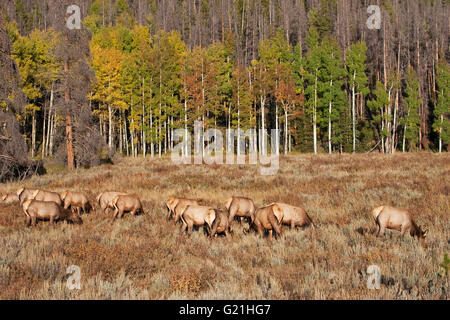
[118,210,125,219]
[374,223,380,236]
[50,216,55,225]
[378,225,386,237]
[26,216,31,227]
[31,216,37,226]
[187,222,193,236]
[180,221,187,234]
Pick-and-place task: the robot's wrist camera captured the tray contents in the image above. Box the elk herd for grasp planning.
[0,188,429,246]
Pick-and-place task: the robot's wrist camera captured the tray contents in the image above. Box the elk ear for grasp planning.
[422,229,428,237]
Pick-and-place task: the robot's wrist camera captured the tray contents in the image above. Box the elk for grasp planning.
[372,206,428,247]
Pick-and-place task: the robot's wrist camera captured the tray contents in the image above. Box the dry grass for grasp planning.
[0,153,448,299]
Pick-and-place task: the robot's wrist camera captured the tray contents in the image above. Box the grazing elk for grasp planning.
[96,191,127,214]
[172,198,203,225]
[180,205,216,236]
[22,199,82,226]
[209,209,232,238]
[372,206,428,247]
[244,203,284,240]
[60,191,92,215]
[111,194,144,222]
[225,196,255,230]
[274,202,315,229]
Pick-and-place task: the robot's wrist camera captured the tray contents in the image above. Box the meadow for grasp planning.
[0,153,448,299]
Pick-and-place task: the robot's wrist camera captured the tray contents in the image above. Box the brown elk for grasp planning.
[372,206,428,247]
[180,205,216,236]
[244,203,284,240]
[96,191,127,214]
[225,196,255,231]
[22,199,82,226]
[111,194,144,222]
[60,191,92,215]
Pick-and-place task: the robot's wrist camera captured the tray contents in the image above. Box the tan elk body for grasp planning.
[61,191,92,214]
[180,205,216,236]
[274,202,315,229]
[210,210,231,237]
[245,203,284,240]
[22,199,82,226]
[225,196,255,230]
[372,206,428,246]
[111,194,144,221]
[173,198,203,224]
[96,191,127,214]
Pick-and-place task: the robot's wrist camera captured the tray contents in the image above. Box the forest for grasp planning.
[0,0,448,176]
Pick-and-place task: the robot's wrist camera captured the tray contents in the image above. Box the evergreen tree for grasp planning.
[433,60,449,153]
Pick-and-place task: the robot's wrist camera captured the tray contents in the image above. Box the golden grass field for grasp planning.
[0,153,448,299]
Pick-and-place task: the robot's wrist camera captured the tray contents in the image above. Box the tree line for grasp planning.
[0,0,448,170]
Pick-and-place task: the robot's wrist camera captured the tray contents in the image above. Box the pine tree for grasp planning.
[346,41,369,153]
[433,60,449,153]
[367,81,390,152]
[401,68,421,151]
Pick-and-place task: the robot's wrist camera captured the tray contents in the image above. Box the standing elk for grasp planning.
[225,196,255,230]
[60,191,92,215]
[111,194,144,222]
[180,205,216,236]
[372,206,428,247]
[172,198,203,225]
[209,209,232,238]
[274,202,315,229]
[22,199,82,226]
[244,203,284,240]
[96,191,127,214]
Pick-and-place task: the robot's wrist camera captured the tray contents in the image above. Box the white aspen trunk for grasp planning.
[275,101,279,155]
[184,99,188,157]
[284,107,288,154]
[31,110,36,158]
[328,101,332,154]
[261,95,266,155]
[119,116,123,154]
[439,114,443,153]
[392,90,398,153]
[328,79,333,154]
[124,116,129,156]
[131,119,135,158]
[108,104,113,150]
[352,71,356,153]
[142,77,146,158]
[49,113,55,156]
[46,85,53,156]
[42,103,46,159]
[381,107,385,153]
[313,70,318,154]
